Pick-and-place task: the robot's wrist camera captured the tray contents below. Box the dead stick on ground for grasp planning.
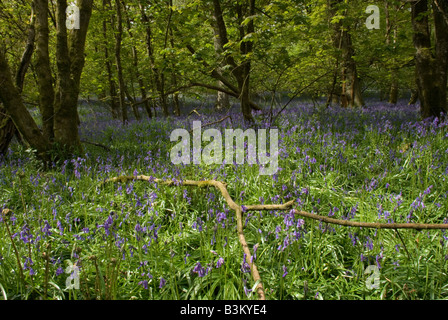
[102,176,267,299]
[102,176,448,300]
[188,115,232,134]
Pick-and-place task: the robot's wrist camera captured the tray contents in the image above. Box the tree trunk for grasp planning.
[385,2,399,105]
[211,0,230,111]
[53,0,93,153]
[411,0,448,118]
[0,48,49,157]
[329,0,364,108]
[1,0,93,159]
[0,104,16,157]
[16,1,36,93]
[123,0,145,120]
[35,0,55,141]
[140,0,167,117]
[113,0,128,123]
[225,0,255,122]
[0,1,37,156]
[102,0,120,119]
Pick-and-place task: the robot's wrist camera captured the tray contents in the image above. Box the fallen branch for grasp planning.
[188,115,232,134]
[102,176,448,300]
[80,139,112,152]
[102,176,266,300]
[291,210,448,230]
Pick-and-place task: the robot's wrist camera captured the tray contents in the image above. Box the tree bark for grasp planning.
[52,0,93,153]
[211,0,230,111]
[0,1,37,156]
[16,1,36,93]
[411,0,448,118]
[0,104,15,157]
[211,0,255,121]
[35,0,55,141]
[0,48,49,157]
[139,0,167,117]
[385,2,399,104]
[329,0,364,108]
[123,1,151,119]
[112,0,128,123]
[102,0,120,119]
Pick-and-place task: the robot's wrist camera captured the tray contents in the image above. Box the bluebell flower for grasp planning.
[193,262,206,277]
[56,266,64,276]
[282,265,288,277]
[241,254,251,273]
[139,280,149,290]
[216,257,224,268]
[41,220,52,237]
[159,277,166,288]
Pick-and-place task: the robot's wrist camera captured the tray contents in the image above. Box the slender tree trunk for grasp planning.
[0,104,15,157]
[329,0,363,108]
[129,30,151,118]
[102,0,120,119]
[411,0,448,118]
[385,2,399,104]
[122,0,145,120]
[0,1,37,155]
[211,0,230,111]
[238,0,255,122]
[35,0,55,141]
[113,0,128,123]
[53,0,93,153]
[433,0,448,114]
[0,48,49,157]
[140,0,166,117]
[16,1,36,93]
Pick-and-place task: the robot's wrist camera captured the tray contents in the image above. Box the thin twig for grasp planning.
[188,115,232,134]
[80,139,112,152]
[102,176,266,299]
[101,176,448,300]
[292,210,448,230]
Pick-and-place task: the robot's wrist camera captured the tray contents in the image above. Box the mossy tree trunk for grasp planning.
[412,0,448,118]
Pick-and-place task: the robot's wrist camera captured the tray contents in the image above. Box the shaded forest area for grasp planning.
[0,0,447,159]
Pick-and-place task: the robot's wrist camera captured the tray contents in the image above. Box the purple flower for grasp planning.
[241,254,251,273]
[216,211,227,223]
[20,225,33,244]
[41,220,52,237]
[375,255,382,269]
[216,257,224,268]
[139,280,149,289]
[282,265,288,277]
[56,266,64,276]
[184,252,191,264]
[364,236,374,250]
[193,261,206,277]
[159,277,166,288]
[102,213,115,236]
[251,244,259,263]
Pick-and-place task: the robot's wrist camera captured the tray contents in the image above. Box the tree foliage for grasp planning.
[0,0,447,157]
